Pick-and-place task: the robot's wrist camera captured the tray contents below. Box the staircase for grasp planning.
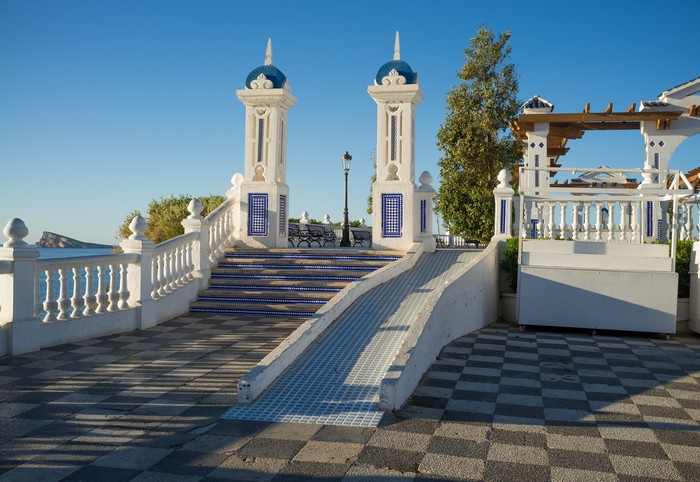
[190,249,403,318]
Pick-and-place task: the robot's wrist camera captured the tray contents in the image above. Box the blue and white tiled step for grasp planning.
[190,248,402,317]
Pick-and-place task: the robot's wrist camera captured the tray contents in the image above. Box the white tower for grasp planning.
[233,39,297,248]
[368,33,435,251]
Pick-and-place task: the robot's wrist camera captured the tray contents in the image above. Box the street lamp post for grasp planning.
[340,151,352,247]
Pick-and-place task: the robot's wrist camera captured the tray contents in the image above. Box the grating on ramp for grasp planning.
[222,249,482,427]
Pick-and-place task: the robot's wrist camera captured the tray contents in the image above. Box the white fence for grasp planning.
[0,197,237,356]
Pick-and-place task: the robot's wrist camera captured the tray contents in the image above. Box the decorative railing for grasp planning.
[206,198,236,263]
[493,167,692,247]
[0,197,238,356]
[35,253,138,321]
[151,232,197,299]
[433,234,481,248]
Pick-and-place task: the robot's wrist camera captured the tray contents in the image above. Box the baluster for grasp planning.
[559,202,568,240]
[177,245,186,286]
[186,241,195,281]
[571,203,579,241]
[595,204,603,241]
[686,204,694,241]
[56,268,70,320]
[679,205,688,240]
[619,203,628,241]
[95,264,109,314]
[70,267,84,318]
[83,265,96,316]
[631,203,639,242]
[157,253,168,297]
[43,269,58,322]
[167,250,176,292]
[108,264,119,311]
[608,203,617,242]
[583,203,591,241]
[548,203,555,240]
[151,256,161,300]
[118,263,130,309]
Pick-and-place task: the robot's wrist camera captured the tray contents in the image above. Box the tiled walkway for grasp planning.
[0,313,699,480]
[223,250,482,427]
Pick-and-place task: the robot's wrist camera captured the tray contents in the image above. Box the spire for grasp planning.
[393,31,401,61]
[265,38,273,66]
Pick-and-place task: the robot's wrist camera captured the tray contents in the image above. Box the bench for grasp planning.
[351,229,372,248]
[288,223,311,247]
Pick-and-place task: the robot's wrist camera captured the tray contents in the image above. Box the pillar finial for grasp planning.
[393,31,400,61]
[265,38,273,66]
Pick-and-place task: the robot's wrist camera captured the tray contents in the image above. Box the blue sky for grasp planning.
[1,0,698,245]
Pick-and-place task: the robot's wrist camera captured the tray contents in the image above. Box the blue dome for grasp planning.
[375,60,417,85]
[245,64,287,89]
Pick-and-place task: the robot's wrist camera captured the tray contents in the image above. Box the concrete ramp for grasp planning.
[222,249,482,427]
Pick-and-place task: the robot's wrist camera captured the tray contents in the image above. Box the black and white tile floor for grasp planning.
[0,313,698,481]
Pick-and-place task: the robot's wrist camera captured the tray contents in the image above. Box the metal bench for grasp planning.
[288,223,311,247]
[351,229,372,248]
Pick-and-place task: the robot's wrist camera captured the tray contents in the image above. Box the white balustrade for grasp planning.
[206,198,235,263]
[35,253,138,321]
[0,196,243,355]
[152,231,198,299]
[517,198,655,243]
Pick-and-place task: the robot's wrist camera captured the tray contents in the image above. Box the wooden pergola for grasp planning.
[509,103,685,170]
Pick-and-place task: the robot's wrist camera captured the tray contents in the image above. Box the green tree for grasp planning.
[117,194,225,244]
[436,26,522,243]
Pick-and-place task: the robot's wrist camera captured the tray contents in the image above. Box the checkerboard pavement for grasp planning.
[0,315,699,481]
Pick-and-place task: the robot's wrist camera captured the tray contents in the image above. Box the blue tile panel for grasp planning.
[420,199,427,233]
[279,195,287,237]
[500,199,507,234]
[382,194,403,238]
[222,250,481,427]
[647,201,653,238]
[391,115,398,161]
[248,194,268,237]
[257,118,265,163]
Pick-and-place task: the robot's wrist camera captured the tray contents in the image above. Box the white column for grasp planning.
[181,198,211,289]
[119,215,157,329]
[0,219,42,355]
[493,169,515,238]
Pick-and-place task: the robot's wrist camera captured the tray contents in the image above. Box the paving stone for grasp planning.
[293,440,364,465]
[272,460,350,481]
[356,445,424,473]
[91,446,172,470]
[149,449,229,476]
[207,454,288,481]
[341,464,415,481]
[418,453,484,480]
[237,438,307,460]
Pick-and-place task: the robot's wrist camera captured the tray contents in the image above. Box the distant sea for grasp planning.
[38,247,115,259]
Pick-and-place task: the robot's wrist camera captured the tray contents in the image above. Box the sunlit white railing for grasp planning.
[0,197,238,356]
[151,232,197,299]
[494,167,691,245]
[35,253,138,321]
[206,198,236,263]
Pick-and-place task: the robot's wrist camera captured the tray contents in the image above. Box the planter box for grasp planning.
[499,292,517,323]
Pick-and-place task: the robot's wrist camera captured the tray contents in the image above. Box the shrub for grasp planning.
[500,237,519,291]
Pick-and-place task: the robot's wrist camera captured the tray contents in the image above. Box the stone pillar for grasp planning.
[0,219,42,354]
[689,241,700,334]
[415,171,436,252]
[181,199,211,289]
[494,169,515,238]
[119,215,157,330]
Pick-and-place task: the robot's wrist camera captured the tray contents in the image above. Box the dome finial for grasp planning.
[393,31,401,61]
[265,38,273,66]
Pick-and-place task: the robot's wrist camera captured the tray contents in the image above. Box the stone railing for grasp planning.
[0,198,237,356]
[493,166,691,245]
